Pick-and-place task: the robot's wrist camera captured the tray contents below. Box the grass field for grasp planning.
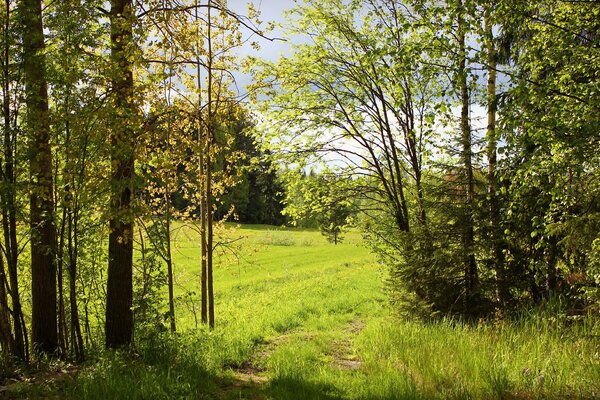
[5,224,600,399]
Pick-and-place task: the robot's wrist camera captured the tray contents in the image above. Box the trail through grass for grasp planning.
[3,224,599,399]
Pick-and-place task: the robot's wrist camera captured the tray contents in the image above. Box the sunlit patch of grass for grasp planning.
[354,314,600,399]
[11,224,599,399]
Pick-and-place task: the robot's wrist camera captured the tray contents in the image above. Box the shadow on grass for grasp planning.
[265,377,344,400]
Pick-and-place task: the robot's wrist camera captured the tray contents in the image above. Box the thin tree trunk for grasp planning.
[1,169,25,359]
[200,145,207,325]
[457,0,478,314]
[1,24,26,356]
[164,30,176,332]
[0,253,14,355]
[0,0,18,359]
[207,152,214,328]
[57,204,68,353]
[484,5,506,304]
[206,0,215,330]
[68,206,84,361]
[195,0,208,326]
[105,0,135,349]
[22,0,58,354]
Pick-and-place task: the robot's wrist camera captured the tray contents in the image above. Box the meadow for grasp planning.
[5,225,600,399]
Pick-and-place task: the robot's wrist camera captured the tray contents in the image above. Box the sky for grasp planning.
[226,0,298,95]
[228,0,295,58]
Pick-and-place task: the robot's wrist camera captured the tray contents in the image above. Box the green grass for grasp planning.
[6,224,600,399]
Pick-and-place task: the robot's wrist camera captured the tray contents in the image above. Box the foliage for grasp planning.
[258,0,600,318]
[283,171,356,244]
[497,0,600,306]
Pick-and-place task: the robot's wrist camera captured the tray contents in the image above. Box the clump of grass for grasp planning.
[300,237,315,246]
[68,335,217,399]
[255,231,297,246]
[354,312,600,399]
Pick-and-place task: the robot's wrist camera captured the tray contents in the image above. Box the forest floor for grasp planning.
[2,225,599,399]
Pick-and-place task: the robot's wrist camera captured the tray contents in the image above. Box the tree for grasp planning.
[317,199,352,245]
[480,0,507,305]
[22,0,58,354]
[456,0,479,313]
[497,0,600,304]
[105,0,136,348]
[256,0,441,236]
[257,0,461,314]
[216,115,286,226]
[282,171,353,244]
[136,0,271,331]
[0,0,27,360]
[46,0,106,359]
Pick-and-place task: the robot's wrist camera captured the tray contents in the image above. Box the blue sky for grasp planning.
[227,0,297,95]
[229,0,294,59]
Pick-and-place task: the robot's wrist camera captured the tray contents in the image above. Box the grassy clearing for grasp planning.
[4,224,599,399]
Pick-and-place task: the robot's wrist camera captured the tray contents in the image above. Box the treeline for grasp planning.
[260,0,600,317]
[0,0,285,366]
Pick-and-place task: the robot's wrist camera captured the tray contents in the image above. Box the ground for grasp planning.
[1,224,598,399]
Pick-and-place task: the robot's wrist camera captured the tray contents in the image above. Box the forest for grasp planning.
[0,0,598,398]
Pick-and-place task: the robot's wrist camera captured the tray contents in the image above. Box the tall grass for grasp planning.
[352,311,600,399]
[68,336,215,399]
[5,225,599,399]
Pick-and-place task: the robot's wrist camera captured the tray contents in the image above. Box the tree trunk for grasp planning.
[206,0,215,329]
[200,146,207,325]
[0,254,14,355]
[195,0,208,326]
[1,0,25,360]
[57,205,68,353]
[22,0,58,355]
[484,4,506,305]
[164,140,176,333]
[457,0,478,314]
[207,151,214,328]
[164,56,176,333]
[105,0,135,349]
[68,201,84,360]
[1,147,26,360]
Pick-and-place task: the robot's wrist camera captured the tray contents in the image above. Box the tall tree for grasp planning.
[46,0,102,360]
[498,0,600,303]
[21,0,58,354]
[0,247,12,354]
[481,0,505,304]
[456,0,478,313]
[105,0,136,348]
[1,0,27,360]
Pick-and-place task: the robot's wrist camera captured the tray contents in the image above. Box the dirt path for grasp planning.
[330,319,364,371]
[219,319,366,399]
[0,365,78,399]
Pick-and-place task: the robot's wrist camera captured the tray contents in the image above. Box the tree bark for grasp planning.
[57,204,68,353]
[22,0,58,355]
[457,0,478,314]
[68,207,84,360]
[484,4,506,304]
[105,0,135,349]
[195,0,208,326]
[206,0,214,330]
[1,0,26,360]
[0,254,14,355]
[164,43,176,332]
